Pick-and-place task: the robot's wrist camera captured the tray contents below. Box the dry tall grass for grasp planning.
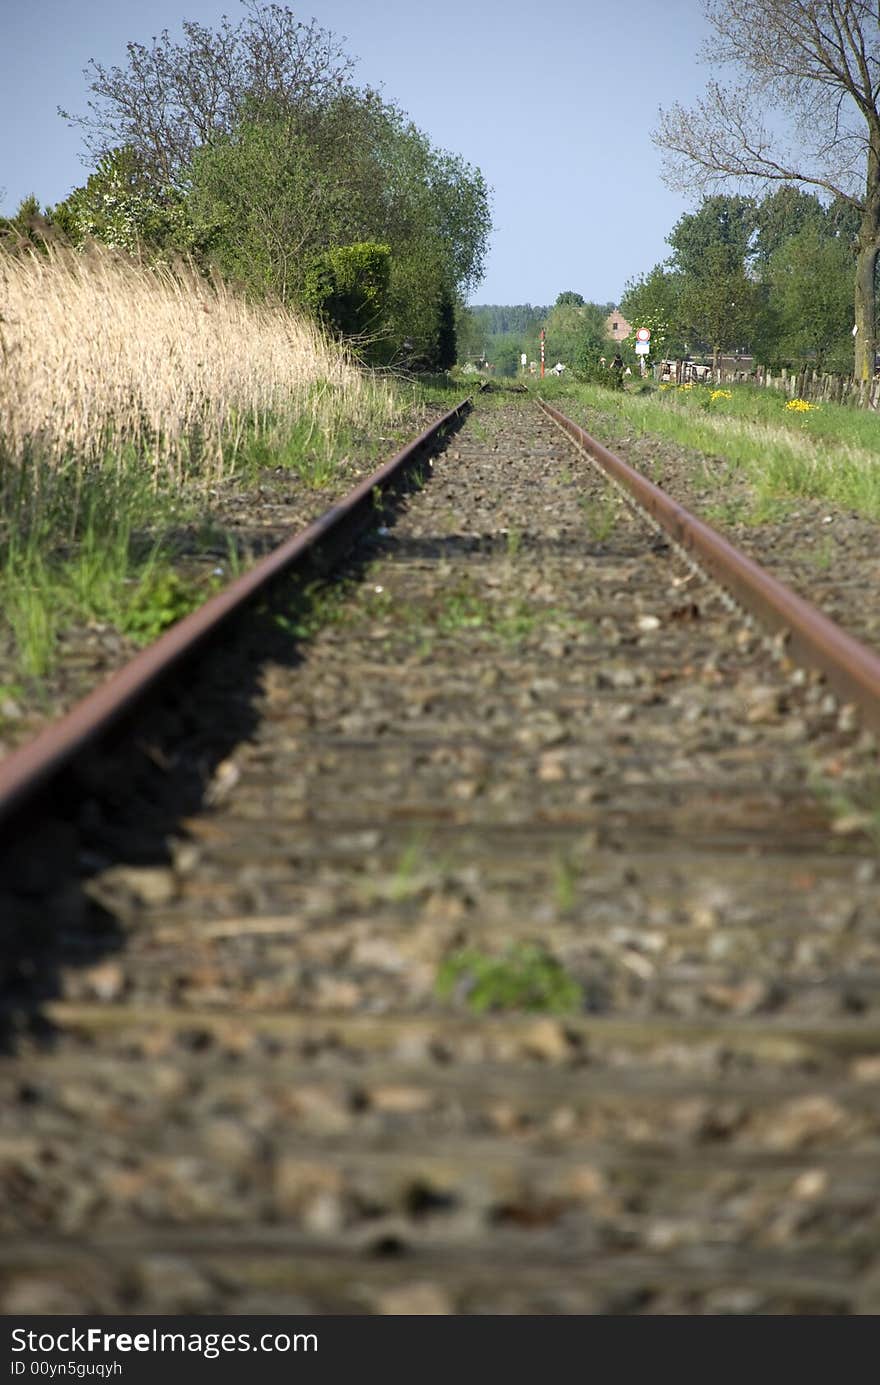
[0,243,396,485]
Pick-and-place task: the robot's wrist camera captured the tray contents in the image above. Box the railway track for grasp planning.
[3,389,880,1314]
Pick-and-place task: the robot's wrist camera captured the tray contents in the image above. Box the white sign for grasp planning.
[635,341,650,354]
[521,353,527,365]
[636,327,651,342]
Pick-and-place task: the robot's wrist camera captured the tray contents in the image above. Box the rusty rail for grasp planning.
[538,396,880,734]
[0,397,472,829]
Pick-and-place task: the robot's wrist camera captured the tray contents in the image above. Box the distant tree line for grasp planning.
[0,1,491,371]
[620,188,860,374]
[460,293,617,377]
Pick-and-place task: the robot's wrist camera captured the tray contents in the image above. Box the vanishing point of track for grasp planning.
[4,389,880,1314]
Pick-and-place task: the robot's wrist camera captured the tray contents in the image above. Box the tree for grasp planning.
[364,113,489,365]
[52,2,491,368]
[544,299,608,370]
[677,245,764,368]
[486,332,524,377]
[185,91,489,363]
[455,306,488,363]
[653,1,880,379]
[659,196,764,367]
[753,186,828,266]
[666,194,757,277]
[555,290,585,306]
[186,97,382,301]
[0,195,59,250]
[60,2,357,187]
[766,223,854,370]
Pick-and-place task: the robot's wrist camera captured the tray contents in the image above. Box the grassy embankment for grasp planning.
[536,376,880,523]
[0,244,444,685]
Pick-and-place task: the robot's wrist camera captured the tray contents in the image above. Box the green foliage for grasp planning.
[541,299,611,375]
[579,492,618,541]
[377,120,488,368]
[435,288,458,372]
[626,187,866,371]
[122,568,206,642]
[187,99,371,301]
[667,194,758,278]
[305,242,391,345]
[458,303,553,373]
[764,225,853,371]
[0,195,57,251]
[53,148,211,257]
[484,330,525,377]
[753,186,830,267]
[435,943,583,1015]
[464,304,549,340]
[0,465,190,677]
[678,248,764,361]
[662,196,764,361]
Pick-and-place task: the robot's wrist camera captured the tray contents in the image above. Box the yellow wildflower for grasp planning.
[785,398,816,412]
[710,389,732,401]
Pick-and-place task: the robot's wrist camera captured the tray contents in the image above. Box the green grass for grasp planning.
[386,835,434,902]
[0,445,244,676]
[504,527,523,558]
[551,379,880,519]
[0,373,447,682]
[435,942,583,1015]
[270,575,354,642]
[552,853,578,914]
[789,535,838,571]
[579,492,619,541]
[235,415,342,489]
[122,566,219,643]
[302,577,585,652]
[429,585,577,647]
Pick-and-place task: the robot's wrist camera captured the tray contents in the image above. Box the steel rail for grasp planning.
[0,397,473,829]
[538,396,880,734]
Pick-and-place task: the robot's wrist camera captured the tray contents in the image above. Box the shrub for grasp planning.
[305,241,391,347]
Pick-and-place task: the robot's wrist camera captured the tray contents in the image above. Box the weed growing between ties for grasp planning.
[419,583,581,649]
[435,942,583,1015]
[808,769,880,846]
[578,493,619,542]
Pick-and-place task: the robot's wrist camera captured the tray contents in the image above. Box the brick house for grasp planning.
[605,308,632,341]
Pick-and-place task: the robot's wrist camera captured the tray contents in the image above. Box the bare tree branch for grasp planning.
[59,2,357,186]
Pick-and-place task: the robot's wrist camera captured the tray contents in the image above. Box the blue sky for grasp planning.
[0,0,713,306]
